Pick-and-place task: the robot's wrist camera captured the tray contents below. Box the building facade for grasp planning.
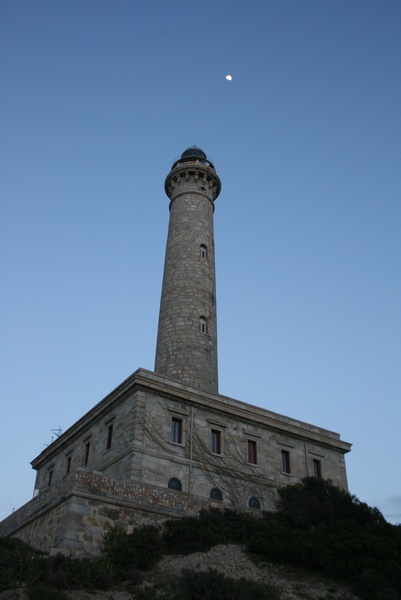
[0,148,351,556]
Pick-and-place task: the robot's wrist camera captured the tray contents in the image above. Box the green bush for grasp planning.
[0,537,43,591]
[2,481,401,600]
[23,553,113,591]
[170,569,280,600]
[162,482,401,600]
[0,536,43,591]
[28,583,68,600]
[163,508,258,554]
[276,477,387,530]
[101,524,164,571]
[0,536,114,592]
[256,480,401,600]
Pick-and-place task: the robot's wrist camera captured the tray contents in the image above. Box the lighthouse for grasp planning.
[155,147,221,393]
[0,147,351,557]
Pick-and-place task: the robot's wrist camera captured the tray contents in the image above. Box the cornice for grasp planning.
[31,368,351,469]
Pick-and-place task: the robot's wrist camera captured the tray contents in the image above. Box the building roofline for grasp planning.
[31,368,351,469]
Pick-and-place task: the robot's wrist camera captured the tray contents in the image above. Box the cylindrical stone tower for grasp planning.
[155,147,221,393]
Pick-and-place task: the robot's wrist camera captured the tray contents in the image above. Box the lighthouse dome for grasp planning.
[181,146,207,160]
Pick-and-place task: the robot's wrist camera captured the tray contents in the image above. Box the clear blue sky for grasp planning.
[1,1,400,523]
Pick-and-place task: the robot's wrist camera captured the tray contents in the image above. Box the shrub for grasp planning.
[276,477,387,530]
[163,508,259,554]
[22,553,113,591]
[252,480,401,600]
[101,524,164,571]
[170,569,280,600]
[28,583,68,600]
[0,537,43,591]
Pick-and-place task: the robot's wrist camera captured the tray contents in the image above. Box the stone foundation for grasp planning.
[0,470,218,556]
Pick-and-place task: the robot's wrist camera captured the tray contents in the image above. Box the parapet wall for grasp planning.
[0,470,216,556]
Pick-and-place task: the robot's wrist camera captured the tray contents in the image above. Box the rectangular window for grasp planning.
[66,456,71,474]
[313,459,322,478]
[106,423,113,450]
[84,441,90,466]
[171,417,183,444]
[281,449,291,474]
[211,429,221,454]
[48,470,53,487]
[248,440,257,464]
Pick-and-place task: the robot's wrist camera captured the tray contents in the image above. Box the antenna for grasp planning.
[45,427,63,446]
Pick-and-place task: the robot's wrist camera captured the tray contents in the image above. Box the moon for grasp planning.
[225,74,232,81]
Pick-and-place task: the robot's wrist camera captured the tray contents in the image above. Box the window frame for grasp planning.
[247,439,258,465]
[168,477,182,491]
[171,417,183,445]
[83,441,91,467]
[210,487,223,501]
[199,316,207,334]
[248,496,261,510]
[211,429,222,455]
[281,449,291,474]
[313,458,322,478]
[106,423,114,451]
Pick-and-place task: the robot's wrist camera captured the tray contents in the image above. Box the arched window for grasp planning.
[248,496,261,510]
[200,244,207,258]
[168,477,182,491]
[210,487,223,501]
[199,316,207,334]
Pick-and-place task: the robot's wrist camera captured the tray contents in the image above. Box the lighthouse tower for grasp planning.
[155,147,221,393]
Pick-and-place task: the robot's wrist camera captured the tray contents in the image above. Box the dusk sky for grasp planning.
[1,1,400,523]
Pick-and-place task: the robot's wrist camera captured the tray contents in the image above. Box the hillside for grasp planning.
[1,479,400,600]
[0,543,360,600]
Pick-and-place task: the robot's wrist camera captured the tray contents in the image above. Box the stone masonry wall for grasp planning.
[140,390,349,510]
[33,390,135,494]
[155,162,220,393]
[0,470,220,556]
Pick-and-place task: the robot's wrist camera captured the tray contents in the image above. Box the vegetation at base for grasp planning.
[27,583,69,600]
[101,523,164,572]
[0,537,113,597]
[0,536,42,592]
[163,478,401,600]
[1,478,400,600]
[163,503,258,554]
[168,569,280,600]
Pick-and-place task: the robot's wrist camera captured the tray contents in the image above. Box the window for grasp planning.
[199,316,207,334]
[168,477,182,491]
[48,470,53,487]
[83,441,90,466]
[248,496,261,510]
[248,440,257,465]
[211,429,221,454]
[210,487,223,501]
[200,244,207,258]
[281,449,291,474]
[66,456,72,474]
[313,459,322,479]
[171,417,183,444]
[106,423,114,450]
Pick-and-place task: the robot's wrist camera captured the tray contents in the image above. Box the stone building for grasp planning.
[0,148,351,555]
